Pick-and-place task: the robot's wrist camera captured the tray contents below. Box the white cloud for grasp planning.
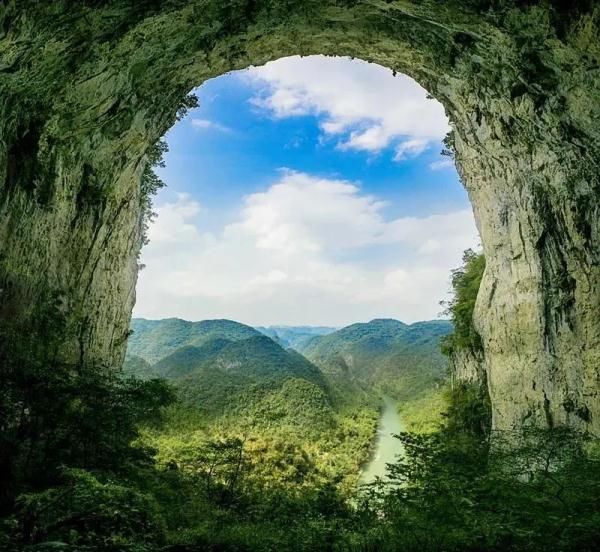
[191,118,231,133]
[134,172,479,325]
[430,158,455,171]
[244,56,450,159]
[342,126,390,152]
[394,139,429,161]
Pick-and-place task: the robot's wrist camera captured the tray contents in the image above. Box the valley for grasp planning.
[3,250,599,550]
[3,3,600,549]
[124,317,451,491]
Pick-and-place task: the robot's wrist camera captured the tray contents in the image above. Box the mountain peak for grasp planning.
[128,318,262,363]
[366,318,407,327]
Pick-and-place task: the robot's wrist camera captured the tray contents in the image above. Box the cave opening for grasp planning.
[133,55,478,327]
[125,53,481,488]
[0,0,596,441]
[2,2,600,549]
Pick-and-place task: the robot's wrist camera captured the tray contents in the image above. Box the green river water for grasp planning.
[359,395,405,484]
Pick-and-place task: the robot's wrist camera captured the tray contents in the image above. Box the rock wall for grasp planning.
[451,349,486,389]
[0,1,598,433]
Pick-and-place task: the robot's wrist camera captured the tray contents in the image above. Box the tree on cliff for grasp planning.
[440,248,485,356]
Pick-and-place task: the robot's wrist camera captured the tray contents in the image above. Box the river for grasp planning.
[359,395,405,484]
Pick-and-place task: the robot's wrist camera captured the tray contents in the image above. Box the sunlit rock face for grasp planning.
[451,349,485,389]
[0,1,598,434]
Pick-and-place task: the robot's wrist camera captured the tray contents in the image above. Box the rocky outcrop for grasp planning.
[451,349,486,389]
[0,1,598,434]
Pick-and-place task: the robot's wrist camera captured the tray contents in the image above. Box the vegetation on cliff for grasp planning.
[359,385,600,552]
[440,249,486,355]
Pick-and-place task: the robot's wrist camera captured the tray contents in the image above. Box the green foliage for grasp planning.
[124,319,379,505]
[361,424,600,551]
[140,139,168,249]
[441,249,486,355]
[444,381,492,438]
[0,351,174,507]
[142,381,600,552]
[139,94,198,250]
[127,329,331,427]
[302,318,452,435]
[14,469,165,548]
[302,319,450,386]
[151,339,231,379]
[146,384,377,493]
[235,377,335,429]
[127,318,262,363]
[441,129,456,158]
[300,318,409,357]
[0,292,174,546]
[397,385,448,433]
[121,353,154,379]
[4,302,598,551]
[190,335,325,387]
[172,437,248,505]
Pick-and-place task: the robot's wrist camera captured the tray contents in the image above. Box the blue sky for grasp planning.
[134,56,479,326]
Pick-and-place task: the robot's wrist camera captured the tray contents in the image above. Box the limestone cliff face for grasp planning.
[0,1,598,434]
[450,349,485,389]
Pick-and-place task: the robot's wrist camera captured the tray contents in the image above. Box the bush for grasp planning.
[15,469,165,547]
[441,249,485,355]
[359,386,600,552]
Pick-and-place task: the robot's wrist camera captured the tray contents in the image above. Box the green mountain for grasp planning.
[121,354,154,378]
[152,335,326,388]
[127,318,261,363]
[300,318,452,404]
[123,317,450,486]
[124,321,332,426]
[151,338,232,379]
[256,325,338,350]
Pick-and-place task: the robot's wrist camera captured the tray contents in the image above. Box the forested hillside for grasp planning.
[300,318,450,379]
[128,318,262,363]
[301,318,452,430]
[123,320,378,494]
[125,316,451,433]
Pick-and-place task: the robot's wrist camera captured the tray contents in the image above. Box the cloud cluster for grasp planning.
[134,171,479,325]
[245,56,450,159]
[191,118,231,133]
[429,158,455,171]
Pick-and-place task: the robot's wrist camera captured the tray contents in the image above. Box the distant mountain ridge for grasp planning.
[256,325,338,350]
[124,318,331,424]
[298,319,408,355]
[299,318,451,355]
[125,317,451,426]
[127,318,262,363]
[299,318,452,402]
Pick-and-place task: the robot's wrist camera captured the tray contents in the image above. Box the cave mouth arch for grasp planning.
[1,2,598,436]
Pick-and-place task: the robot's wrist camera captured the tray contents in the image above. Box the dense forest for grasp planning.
[122,314,455,495]
[123,319,381,493]
[300,318,452,432]
[1,252,599,551]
